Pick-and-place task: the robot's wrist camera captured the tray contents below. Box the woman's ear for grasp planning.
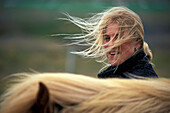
[135,41,142,50]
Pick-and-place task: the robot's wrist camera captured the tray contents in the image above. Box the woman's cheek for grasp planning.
[104,45,108,48]
[103,42,109,48]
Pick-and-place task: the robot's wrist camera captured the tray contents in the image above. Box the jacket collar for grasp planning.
[98,49,147,77]
[113,49,146,74]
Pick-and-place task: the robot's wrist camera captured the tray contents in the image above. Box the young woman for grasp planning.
[62,6,158,78]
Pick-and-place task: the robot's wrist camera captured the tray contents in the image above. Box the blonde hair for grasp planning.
[61,6,153,66]
[1,73,170,113]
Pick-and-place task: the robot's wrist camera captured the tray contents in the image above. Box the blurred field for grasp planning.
[0,1,170,95]
[0,37,101,76]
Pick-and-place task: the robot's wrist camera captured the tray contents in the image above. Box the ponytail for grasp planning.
[143,42,152,61]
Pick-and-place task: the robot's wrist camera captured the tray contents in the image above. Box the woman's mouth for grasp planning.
[109,52,120,56]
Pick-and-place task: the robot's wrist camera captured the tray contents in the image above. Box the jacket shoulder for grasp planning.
[129,62,158,78]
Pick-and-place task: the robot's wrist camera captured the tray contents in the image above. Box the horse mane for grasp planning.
[0,73,170,113]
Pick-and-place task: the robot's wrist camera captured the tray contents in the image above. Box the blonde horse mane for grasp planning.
[0,73,170,113]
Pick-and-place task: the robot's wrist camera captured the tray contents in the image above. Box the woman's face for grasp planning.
[103,22,140,66]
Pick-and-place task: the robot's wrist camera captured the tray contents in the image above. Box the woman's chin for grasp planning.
[109,60,119,66]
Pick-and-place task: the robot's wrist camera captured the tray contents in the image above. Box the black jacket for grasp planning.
[98,50,158,79]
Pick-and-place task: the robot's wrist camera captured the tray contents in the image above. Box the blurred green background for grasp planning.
[0,0,170,94]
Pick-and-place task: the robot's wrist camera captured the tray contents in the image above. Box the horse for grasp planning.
[0,72,170,113]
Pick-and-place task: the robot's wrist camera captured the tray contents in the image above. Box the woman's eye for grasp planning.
[105,37,110,41]
[104,36,110,42]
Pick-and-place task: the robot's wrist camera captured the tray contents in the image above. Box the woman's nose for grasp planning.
[108,41,113,46]
[104,38,114,48]
[108,39,114,47]
[104,42,113,49]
